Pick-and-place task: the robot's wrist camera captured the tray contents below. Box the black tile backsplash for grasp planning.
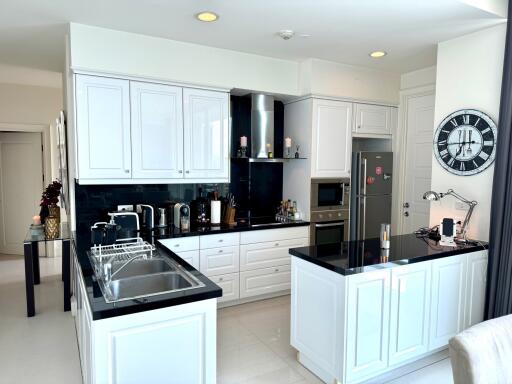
[74,182,228,250]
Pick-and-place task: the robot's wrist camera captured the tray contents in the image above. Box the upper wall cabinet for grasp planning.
[74,74,229,184]
[312,99,352,178]
[75,75,132,179]
[183,89,229,180]
[131,82,184,179]
[353,103,394,136]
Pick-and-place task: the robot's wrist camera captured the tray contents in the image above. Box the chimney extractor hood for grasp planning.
[251,94,274,158]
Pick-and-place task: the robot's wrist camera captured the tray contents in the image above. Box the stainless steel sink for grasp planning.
[109,258,177,280]
[107,272,198,302]
[88,244,205,303]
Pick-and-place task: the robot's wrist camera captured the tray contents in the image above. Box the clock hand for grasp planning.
[467,131,473,155]
[455,131,463,156]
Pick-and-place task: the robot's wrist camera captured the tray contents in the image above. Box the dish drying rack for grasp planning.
[90,237,156,264]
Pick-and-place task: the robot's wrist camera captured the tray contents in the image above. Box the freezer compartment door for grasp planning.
[361,152,393,196]
[360,195,392,240]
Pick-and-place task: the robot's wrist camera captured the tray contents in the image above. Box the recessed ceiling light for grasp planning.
[369,51,387,58]
[196,11,219,22]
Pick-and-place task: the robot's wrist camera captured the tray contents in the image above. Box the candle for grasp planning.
[240,136,247,147]
[285,137,292,148]
[32,215,41,226]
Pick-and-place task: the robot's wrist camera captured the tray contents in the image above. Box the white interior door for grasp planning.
[0,132,43,255]
[402,93,435,233]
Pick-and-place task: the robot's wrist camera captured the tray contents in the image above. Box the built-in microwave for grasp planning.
[310,178,350,211]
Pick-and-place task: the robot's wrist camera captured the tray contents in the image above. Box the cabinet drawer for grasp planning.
[158,237,199,253]
[209,273,239,303]
[240,226,309,245]
[240,265,291,299]
[240,238,308,271]
[174,250,200,270]
[200,232,240,249]
[200,246,240,276]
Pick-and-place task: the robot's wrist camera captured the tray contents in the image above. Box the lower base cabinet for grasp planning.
[209,273,240,303]
[291,249,488,384]
[240,265,292,298]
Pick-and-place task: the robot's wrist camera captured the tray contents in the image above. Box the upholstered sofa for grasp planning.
[449,314,512,384]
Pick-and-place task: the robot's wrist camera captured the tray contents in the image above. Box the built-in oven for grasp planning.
[311,178,350,211]
[310,209,350,246]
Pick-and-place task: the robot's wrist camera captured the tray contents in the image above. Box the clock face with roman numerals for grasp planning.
[434,109,497,176]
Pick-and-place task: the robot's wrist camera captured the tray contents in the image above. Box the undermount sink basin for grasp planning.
[109,258,177,280]
[106,272,199,302]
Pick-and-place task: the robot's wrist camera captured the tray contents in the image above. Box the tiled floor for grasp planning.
[0,254,454,384]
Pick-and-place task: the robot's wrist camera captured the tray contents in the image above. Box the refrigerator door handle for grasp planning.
[360,196,366,240]
[362,158,367,196]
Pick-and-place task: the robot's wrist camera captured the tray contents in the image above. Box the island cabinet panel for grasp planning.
[291,258,345,383]
[92,299,217,384]
[429,254,467,350]
[345,270,391,383]
[464,250,488,328]
[388,262,432,366]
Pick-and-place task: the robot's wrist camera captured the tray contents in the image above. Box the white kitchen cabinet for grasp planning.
[345,269,391,383]
[464,251,488,328]
[388,262,431,366]
[175,250,200,270]
[183,88,229,180]
[209,273,240,303]
[200,246,240,277]
[200,232,240,249]
[311,99,352,178]
[240,237,308,271]
[353,104,392,135]
[75,74,131,179]
[240,265,291,298]
[130,82,183,179]
[240,226,309,244]
[158,236,200,253]
[429,254,467,350]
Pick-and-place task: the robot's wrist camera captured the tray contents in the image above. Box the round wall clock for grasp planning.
[433,109,497,176]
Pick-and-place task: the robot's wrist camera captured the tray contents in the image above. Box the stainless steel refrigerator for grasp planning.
[350,152,393,240]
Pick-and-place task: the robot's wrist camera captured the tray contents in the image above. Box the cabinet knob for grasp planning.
[124,169,130,173]
[218,249,223,253]
[185,170,190,174]
[219,277,224,282]
[275,268,279,272]
[219,239,223,242]
[275,243,279,247]
[179,170,183,174]
[175,244,180,247]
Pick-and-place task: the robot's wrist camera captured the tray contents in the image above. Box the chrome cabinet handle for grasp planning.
[125,169,130,173]
[174,244,180,247]
[275,243,280,246]
[185,170,190,174]
[218,239,223,242]
[403,202,410,208]
[179,170,183,174]
[274,268,279,272]
[218,249,223,253]
[404,211,409,217]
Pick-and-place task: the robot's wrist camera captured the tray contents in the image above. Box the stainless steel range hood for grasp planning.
[251,94,274,158]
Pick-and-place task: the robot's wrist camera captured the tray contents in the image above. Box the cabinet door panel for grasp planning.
[465,251,488,328]
[175,250,200,270]
[199,246,239,276]
[75,74,131,179]
[429,255,467,350]
[240,238,308,271]
[240,265,291,298]
[210,273,240,303]
[131,82,183,178]
[346,270,390,382]
[389,262,431,366]
[312,99,352,178]
[354,104,391,135]
[183,89,229,180]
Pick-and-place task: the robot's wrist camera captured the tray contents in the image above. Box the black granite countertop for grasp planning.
[74,239,222,321]
[147,219,310,239]
[74,219,309,320]
[289,234,488,276]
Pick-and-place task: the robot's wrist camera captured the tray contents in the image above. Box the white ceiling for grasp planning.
[0,0,506,74]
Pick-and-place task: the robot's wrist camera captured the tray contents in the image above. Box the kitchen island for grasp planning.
[289,234,488,384]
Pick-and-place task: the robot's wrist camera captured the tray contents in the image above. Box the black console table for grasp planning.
[23,223,71,317]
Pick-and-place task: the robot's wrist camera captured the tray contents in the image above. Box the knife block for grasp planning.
[223,207,236,225]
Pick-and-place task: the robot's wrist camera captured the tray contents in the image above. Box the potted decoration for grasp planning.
[39,180,62,239]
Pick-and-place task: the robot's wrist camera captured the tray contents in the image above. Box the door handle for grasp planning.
[403,202,410,208]
[404,211,409,217]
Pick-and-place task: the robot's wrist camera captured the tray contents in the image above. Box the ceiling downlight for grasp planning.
[195,12,219,22]
[369,50,387,58]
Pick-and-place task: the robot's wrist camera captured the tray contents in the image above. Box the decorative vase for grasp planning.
[45,216,60,240]
[39,205,49,225]
[48,205,60,223]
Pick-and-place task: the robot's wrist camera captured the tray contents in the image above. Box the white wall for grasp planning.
[400,66,437,90]
[430,24,506,241]
[68,23,300,96]
[299,58,401,104]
